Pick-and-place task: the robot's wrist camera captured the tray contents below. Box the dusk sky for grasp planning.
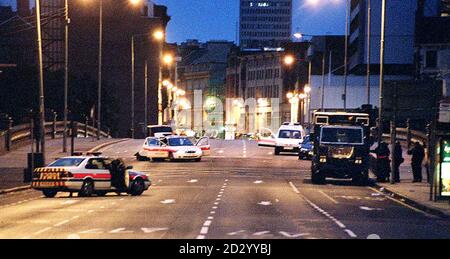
[0,0,347,43]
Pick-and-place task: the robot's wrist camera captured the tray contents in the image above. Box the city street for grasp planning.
[0,139,449,239]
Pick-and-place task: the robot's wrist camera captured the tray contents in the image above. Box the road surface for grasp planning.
[0,139,449,239]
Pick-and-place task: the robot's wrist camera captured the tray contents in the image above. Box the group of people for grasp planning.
[375,141,428,183]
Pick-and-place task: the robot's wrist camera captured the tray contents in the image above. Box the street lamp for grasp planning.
[284,55,295,66]
[153,29,165,125]
[35,0,46,163]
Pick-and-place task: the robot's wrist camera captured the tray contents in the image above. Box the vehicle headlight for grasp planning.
[320,156,327,163]
[355,158,363,164]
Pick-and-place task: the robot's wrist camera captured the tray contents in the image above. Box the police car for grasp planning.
[137,136,211,162]
[32,153,151,198]
[274,123,306,155]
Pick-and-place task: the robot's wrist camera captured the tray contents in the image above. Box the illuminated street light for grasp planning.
[284,55,295,66]
[153,30,165,41]
[304,85,312,94]
[286,92,294,99]
[163,54,174,65]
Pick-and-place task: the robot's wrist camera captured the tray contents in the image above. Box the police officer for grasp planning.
[408,142,425,183]
[393,141,404,183]
[375,142,391,182]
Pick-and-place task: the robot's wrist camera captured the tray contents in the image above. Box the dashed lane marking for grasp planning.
[318,190,340,204]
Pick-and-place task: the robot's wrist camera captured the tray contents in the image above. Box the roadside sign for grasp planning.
[440,138,450,197]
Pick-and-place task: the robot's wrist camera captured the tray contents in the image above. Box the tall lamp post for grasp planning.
[63,0,69,152]
[378,0,387,145]
[35,0,46,163]
[97,0,103,140]
[343,0,349,110]
[153,30,165,125]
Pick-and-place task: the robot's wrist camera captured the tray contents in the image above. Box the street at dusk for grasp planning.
[0,0,450,245]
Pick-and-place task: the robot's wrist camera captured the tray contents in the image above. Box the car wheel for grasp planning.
[168,152,175,162]
[353,171,369,186]
[194,158,202,162]
[274,147,281,156]
[96,191,108,197]
[42,190,58,198]
[311,171,325,185]
[130,179,145,196]
[299,153,304,160]
[78,179,94,197]
[136,153,147,161]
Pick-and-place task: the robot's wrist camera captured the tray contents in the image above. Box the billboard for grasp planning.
[441,138,450,197]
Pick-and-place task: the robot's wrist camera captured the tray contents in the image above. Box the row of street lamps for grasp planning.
[34,0,174,161]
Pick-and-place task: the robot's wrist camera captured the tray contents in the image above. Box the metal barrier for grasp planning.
[0,121,110,154]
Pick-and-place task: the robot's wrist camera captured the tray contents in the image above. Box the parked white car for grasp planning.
[137,136,210,162]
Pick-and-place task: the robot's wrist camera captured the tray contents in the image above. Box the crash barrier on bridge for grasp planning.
[369,128,428,177]
[0,121,110,155]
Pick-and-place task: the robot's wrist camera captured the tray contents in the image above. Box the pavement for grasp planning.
[0,139,448,239]
[373,153,450,218]
[0,137,125,191]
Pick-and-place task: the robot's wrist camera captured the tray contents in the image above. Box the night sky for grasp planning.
[0,0,347,43]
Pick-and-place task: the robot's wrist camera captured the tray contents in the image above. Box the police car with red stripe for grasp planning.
[32,153,151,198]
[136,136,211,162]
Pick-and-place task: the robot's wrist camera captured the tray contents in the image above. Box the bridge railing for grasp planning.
[0,121,110,154]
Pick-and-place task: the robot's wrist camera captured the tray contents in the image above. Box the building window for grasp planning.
[425,50,438,68]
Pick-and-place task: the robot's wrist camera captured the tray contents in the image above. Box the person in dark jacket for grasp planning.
[393,141,404,183]
[408,142,425,183]
[375,142,391,182]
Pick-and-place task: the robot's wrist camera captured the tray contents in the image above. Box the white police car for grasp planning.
[137,136,210,162]
[32,154,151,198]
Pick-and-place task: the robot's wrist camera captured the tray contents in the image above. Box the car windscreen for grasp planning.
[320,127,364,145]
[48,158,85,167]
[168,138,194,147]
[147,138,160,146]
[278,130,302,139]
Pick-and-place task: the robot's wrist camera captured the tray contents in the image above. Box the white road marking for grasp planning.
[254,180,264,184]
[367,234,381,239]
[289,181,300,194]
[203,220,212,227]
[368,187,431,216]
[62,200,78,205]
[196,235,206,239]
[200,227,209,235]
[212,206,218,209]
[214,202,219,205]
[345,229,358,238]
[360,206,383,211]
[208,216,214,220]
[160,199,176,204]
[228,230,246,236]
[54,220,70,227]
[279,232,310,238]
[318,190,339,204]
[110,228,134,234]
[289,181,358,239]
[67,234,81,239]
[210,211,216,214]
[258,201,272,206]
[141,228,169,234]
[187,179,198,183]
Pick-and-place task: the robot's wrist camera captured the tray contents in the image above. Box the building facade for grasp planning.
[177,40,235,135]
[239,0,292,49]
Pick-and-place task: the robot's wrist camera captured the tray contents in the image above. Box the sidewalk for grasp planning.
[0,137,123,192]
[372,145,450,218]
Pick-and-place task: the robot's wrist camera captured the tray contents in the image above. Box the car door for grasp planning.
[196,137,211,156]
[143,138,170,159]
[85,158,111,190]
[258,128,276,147]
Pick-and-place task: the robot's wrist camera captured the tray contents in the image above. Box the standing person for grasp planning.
[393,141,404,183]
[374,142,391,182]
[423,144,431,184]
[408,142,425,183]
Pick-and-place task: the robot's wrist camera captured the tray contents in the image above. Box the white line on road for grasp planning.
[203,220,212,227]
[345,229,358,238]
[318,190,339,204]
[54,220,70,227]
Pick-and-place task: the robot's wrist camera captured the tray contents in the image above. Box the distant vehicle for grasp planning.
[274,123,305,155]
[32,155,151,198]
[310,111,373,185]
[257,128,276,147]
[147,125,173,138]
[137,136,211,162]
[298,135,313,160]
